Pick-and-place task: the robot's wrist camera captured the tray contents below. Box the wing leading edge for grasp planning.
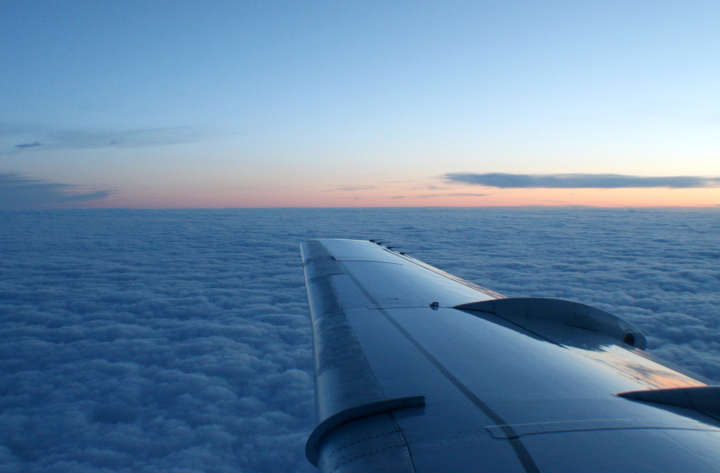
[301,239,720,473]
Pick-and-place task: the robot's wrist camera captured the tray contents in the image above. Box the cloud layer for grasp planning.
[0,208,718,472]
[446,173,720,188]
[0,173,110,209]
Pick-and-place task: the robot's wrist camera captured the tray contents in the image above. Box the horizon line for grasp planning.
[3,204,720,211]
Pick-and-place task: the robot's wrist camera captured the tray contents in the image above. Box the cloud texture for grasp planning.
[1,208,719,472]
[446,172,720,188]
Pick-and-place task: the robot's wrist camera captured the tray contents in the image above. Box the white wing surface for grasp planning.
[301,239,720,473]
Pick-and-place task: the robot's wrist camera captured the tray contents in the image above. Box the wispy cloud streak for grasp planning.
[14,141,42,149]
[446,173,720,189]
[0,173,110,209]
[326,185,377,192]
[2,126,200,154]
[391,192,488,200]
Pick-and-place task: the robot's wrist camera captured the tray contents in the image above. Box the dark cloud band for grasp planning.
[0,173,110,209]
[445,173,720,189]
[3,126,200,154]
[14,141,42,149]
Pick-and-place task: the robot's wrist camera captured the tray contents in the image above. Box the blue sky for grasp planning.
[2,1,719,207]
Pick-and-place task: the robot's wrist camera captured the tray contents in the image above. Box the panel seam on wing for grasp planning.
[328,442,411,471]
[333,256,541,473]
[323,428,403,453]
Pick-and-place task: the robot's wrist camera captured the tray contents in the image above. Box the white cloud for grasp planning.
[0,208,718,471]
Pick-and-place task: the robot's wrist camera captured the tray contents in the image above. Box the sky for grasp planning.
[1,0,719,208]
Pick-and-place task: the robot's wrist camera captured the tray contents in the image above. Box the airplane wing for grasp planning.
[300,239,720,473]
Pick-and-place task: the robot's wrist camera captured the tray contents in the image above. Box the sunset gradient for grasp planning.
[2,1,719,209]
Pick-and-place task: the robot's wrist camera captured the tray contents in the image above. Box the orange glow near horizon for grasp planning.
[82,184,720,209]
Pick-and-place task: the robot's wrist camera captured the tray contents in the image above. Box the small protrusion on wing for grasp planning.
[305,395,426,466]
[455,297,647,349]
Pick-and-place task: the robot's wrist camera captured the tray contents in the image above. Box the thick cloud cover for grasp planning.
[1,208,719,472]
[446,172,720,188]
